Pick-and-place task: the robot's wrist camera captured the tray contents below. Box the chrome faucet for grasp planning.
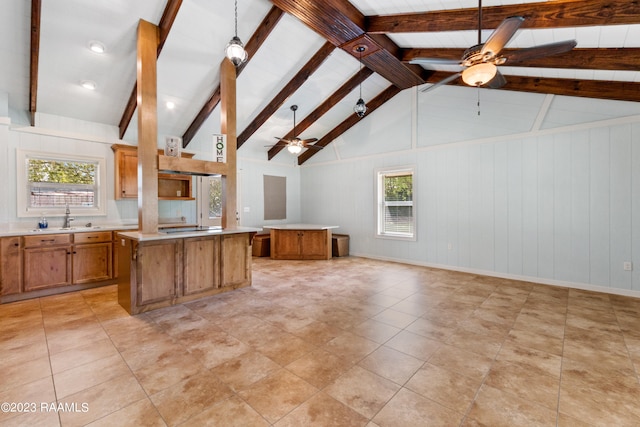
[63,205,74,229]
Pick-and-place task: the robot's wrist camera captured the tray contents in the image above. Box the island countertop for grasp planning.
[117,226,262,241]
[262,223,339,231]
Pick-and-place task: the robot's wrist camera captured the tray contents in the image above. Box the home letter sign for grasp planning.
[213,134,226,163]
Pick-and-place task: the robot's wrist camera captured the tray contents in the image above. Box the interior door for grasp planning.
[197,175,222,227]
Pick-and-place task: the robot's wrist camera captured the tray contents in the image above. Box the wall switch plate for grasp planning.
[243,207,250,213]
[623,261,633,271]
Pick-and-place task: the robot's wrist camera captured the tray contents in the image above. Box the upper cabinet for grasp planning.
[112,144,194,201]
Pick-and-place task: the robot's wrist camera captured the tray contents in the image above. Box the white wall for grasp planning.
[300,87,640,297]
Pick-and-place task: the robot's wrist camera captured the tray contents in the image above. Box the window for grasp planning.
[376,166,415,240]
[197,175,222,227]
[17,149,107,217]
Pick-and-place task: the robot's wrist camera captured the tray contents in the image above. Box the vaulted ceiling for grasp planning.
[3,0,639,165]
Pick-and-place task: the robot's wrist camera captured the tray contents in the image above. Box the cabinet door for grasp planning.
[136,240,179,305]
[183,236,220,295]
[271,230,301,259]
[1,237,22,295]
[24,246,72,291]
[221,233,250,288]
[73,242,112,284]
[118,149,138,199]
[300,230,330,260]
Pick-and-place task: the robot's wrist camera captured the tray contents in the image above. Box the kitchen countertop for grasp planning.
[262,224,339,230]
[0,223,138,238]
[117,226,262,241]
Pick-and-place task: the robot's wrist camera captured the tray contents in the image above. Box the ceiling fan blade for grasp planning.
[409,57,462,66]
[486,70,507,89]
[300,138,318,145]
[420,73,462,93]
[306,144,323,150]
[501,39,577,64]
[481,16,525,57]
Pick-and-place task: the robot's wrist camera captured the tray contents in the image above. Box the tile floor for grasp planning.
[1,256,640,426]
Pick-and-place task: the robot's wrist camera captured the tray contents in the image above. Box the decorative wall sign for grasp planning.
[164,136,182,157]
[213,134,226,163]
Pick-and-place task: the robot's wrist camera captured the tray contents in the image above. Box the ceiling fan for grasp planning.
[410,0,577,92]
[271,105,322,154]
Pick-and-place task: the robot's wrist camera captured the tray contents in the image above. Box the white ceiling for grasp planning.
[1,0,638,161]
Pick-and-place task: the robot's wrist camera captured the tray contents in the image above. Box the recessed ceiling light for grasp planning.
[88,41,105,54]
[166,101,175,109]
[81,80,97,90]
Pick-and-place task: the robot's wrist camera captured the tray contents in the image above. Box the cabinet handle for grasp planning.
[13,243,19,247]
[41,239,56,242]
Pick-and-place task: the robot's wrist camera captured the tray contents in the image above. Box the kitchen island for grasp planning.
[117,227,259,314]
[263,224,338,260]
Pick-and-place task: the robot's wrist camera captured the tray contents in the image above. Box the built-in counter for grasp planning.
[263,224,339,260]
[116,227,260,314]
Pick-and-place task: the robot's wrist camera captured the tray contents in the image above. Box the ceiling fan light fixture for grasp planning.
[88,41,105,54]
[287,143,302,154]
[225,0,248,67]
[461,62,497,87]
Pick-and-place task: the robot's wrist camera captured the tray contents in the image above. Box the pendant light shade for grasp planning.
[461,62,497,86]
[225,0,247,67]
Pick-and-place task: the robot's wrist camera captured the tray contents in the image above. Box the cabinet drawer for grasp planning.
[23,234,71,248]
[74,231,112,244]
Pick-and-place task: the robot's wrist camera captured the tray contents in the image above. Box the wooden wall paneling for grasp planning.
[136,20,159,234]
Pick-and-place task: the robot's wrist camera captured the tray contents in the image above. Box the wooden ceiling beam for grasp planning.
[237,41,335,149]
[402,48,640,71]
[267,67,374,160]
[29,0,41,126]
[367,0,640,34]
[271,0,425,90]
[297,85,401,165]
[118,0,183,140]
[423,71,640,103]
[182,6,284,147]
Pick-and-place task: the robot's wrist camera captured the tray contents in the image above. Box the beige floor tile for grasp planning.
[290,320,343,346]
[404,363,481,413]
[183,395,269,427]
[286,348,352,389]
[325,365,400,419]
[371,308,418,329]
[496,341,562,378]
[483,360,560,410]
[237,369,317,424]
[349,318,401,344]
[50,338,119,374]
[253,331,316,365]
[150,370,233,426]
[322,331,380,364]
[444,327,505,358]
[0,377,56,424]
[428,344,493,381]
[384,330,441,361]
[58,374,146,427]
[275,391,368,427]
[211,350,281,392]
[506,328,564,356]
[466,384,557,426]
[357,345,424,385]
[373,387,464,427]
[53,353,131,399]
[404,316,455,342]
[0,356,51,393]
[84,398,166,427]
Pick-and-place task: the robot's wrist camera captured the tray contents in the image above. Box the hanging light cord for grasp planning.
[234,0,238,37]
[358,48,363,98]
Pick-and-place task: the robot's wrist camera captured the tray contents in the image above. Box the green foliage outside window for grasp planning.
[384,174,412,202]
[28,159,96,184]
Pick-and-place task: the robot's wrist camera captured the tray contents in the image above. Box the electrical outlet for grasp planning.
[623,262,633,271]
[243,207,250,213]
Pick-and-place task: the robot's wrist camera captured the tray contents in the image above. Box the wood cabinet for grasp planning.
[73,231,112,284]
[1,237,23,296]
[118,231,253,314]
[23,234,73,291]
[270,228,332,260]
[183,236,220,295]
[112,144,194,200]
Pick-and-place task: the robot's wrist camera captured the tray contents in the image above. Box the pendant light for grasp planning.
[353,46,367,118]
[225,0,248,66]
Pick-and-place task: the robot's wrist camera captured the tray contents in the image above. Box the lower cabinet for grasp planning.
[1,237,23,296]
[271,229,331,260]
[118,232,253,314]
[23,234,73,292]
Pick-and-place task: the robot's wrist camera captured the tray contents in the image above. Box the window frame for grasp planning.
[375,165,416,241]
[17,149,107,218]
